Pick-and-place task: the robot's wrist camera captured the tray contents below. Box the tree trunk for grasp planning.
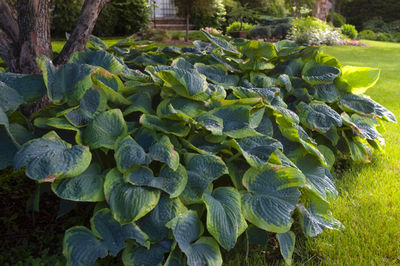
[330,0,335,24]
[185,6,189,42]
[312,0,329,21]
[17,0,52,74]
[0,0,110,73]
[53,0,110,66]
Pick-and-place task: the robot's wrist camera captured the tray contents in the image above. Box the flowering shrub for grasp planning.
[288,16,344,46]
[202,27,222,35]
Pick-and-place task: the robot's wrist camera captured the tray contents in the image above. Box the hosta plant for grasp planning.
[0,31,396,265]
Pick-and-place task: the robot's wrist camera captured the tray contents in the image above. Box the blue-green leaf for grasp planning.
[36,56,93,106]
[104,168,160,224]
[241,164,305,233]
[90,208,149,256]
[114,136,150,173]
[202,187,247,250]
[83,109,128,149]
[125,164,187,198]
[276,231,295,265]
[138,193,185,242]
[63,226,107,266]
[297,102,342,133]
[14,131,91,182]
[70,50,125,75]
[181,153,228,203]
[185,237,223,266]
[122,240,172,266]
[51,163,105,202]
[140,114,190,137]
[166,210,202,252]
[236,136,283,168]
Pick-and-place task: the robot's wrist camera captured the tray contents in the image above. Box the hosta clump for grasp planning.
[0,31,396,265]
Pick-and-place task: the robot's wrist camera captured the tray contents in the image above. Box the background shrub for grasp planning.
[327,12,346,27]
[50,0,84,37]
[189,0,226,30]
[376,33,393,42]
[50,0,150,37]
[341,24,358,39]
[94,0,150,37]
[248,25,272,40]
[358,30,376,40]
[226,21,255,35]
[344,0,400,30]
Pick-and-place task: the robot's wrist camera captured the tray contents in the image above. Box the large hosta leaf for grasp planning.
[166,210,202,252]
[276,231,295,266]
[202,187,247,250]
[197,105,260,138]
[140,114,190,137]
[70,50,125,75]
[83,109,128,149]
[296,155,337,200]
[0,81,23,113]
[114,136,149,172]
[297,102,342,133]
[157,68,209,101]
[231,86,280,104]
[336,66,380,94]
[33,117,83,145]
[104,168,160,224]
[241,165,305,233]
[341,113,381,140]
[51,163,105,202]
[181,153,228,203]
[124,92,153,115]
[194,63,239,86]
[64,88,107,127]
[297,202,342,237]
[122,240,172,266]
[236,136,283,168]
[0,129,17,170]
[157,97,207,121]
[313,83,339,103]
[63,226,108,266]
[185,237,223,266]
[14,131,91,182]
[37,56,93,106]
[148,135,180,170]
[339,93,396,122]
[301,61,340,85]
[239,40,276,60]
[92,70,131,105]
[202,30,240,56]
[0,73,46,103]
[90,208,149,256]
[138,193,185,242]
[125,165,187,198]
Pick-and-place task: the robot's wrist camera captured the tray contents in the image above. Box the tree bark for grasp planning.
[312,0,329,21]
[17,0,52,74]
[53,0,110,66]
[0,0,19,44]
[0,0,110,73]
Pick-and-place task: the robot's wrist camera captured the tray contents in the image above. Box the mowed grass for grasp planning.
[305,41,400,265]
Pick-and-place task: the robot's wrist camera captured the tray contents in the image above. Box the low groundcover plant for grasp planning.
[0,31,396,265]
